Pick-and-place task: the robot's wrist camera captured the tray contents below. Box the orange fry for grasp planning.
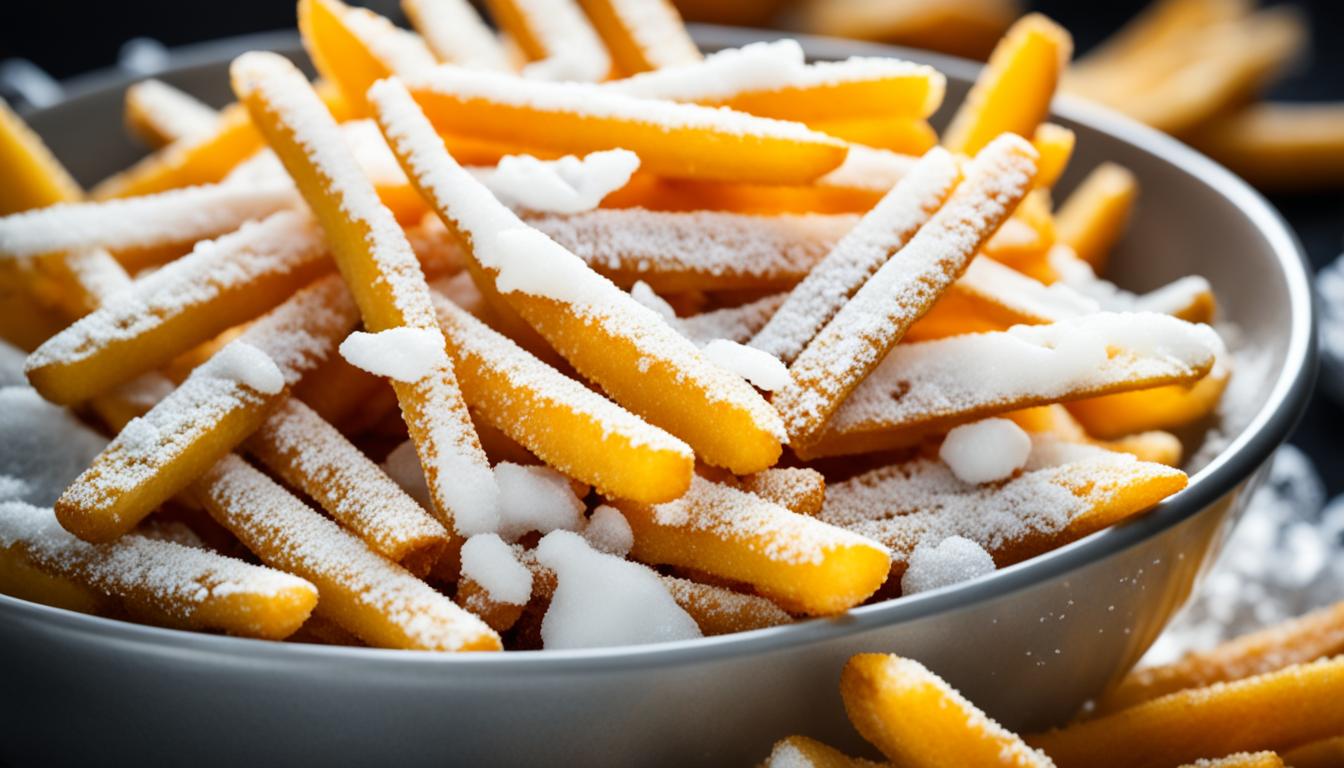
[402,65,848,184]
[300,0,436,115]
[1189,103,1344,191]
[1031,122,1075,188]
[1282,736,1344,768]
[1056,162,1137,273]
[484,0,612,81]
[576,0,701,74]
[1029,657,1344,768]
[0,541,119,615]
[124,78,220,148]
[402,0,513,71]
[809,116,938,155]
[0,97,84,214]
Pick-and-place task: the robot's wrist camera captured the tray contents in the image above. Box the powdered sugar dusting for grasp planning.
[583,504,634,556]
[602,0,701,70]
[940,419,1032,485]
[339,326,446,382]
[659,575,793,635]
[476,150,639,213]
[460,532,533,604]
[403,0,513,71]
[901,536,997,594]
[209,341,285,395]
[511,0,612,82]
[702,339,789,391]
[125,78,220,143]
[495,461,585,541]
[678,293,787,346]
[750,147,960,363]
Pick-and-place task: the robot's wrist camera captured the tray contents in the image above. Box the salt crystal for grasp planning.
[939,419,1032,484]
[901,535,997,594]
[338,326,445,383]
[535,529,701,649]
[208,341,285,395]
[702,339,790,392]
[584,504,634,556]
[460,532,533,605]
[476,150,640,214]
[495,462,585,541]
[0,387,108,507]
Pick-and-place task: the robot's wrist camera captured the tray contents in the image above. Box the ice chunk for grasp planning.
[495,462,585,541]
[339,327,445,383]
[901,535,997,594]
[0,387,108,506]
[460,533,533,605]
[584,504,634,556]
[939,418,1032,484]
[535,530,701,649]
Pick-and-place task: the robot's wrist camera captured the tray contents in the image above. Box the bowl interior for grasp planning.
[9,27,1316,664]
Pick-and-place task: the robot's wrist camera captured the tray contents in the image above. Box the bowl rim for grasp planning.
[2,25,1318,673]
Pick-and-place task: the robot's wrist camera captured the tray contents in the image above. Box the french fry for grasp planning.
[124,79,220,148]
[841,653,1055,767]
[0,98,84,214]
[1049,244,1217,324]
[431,289,694,503]
[942,14,1072,156]
[800,312,1219,459]
[1028,657,1344,768]
[1177,755,1283,768]
[762,735,883,768]
[1282,736,1344,768]
[234,51,497,536]
[300,0,437,115]
[1094,600,1344,715]
[1066,0,1252,88]
[1066,355,1229,440]
[372,77,786,474]
[246,398,454,576]
[799,0,1019,60]
[54,276,358,542]
[775,135,1038,447]
[292,352,389,428]
[1009,404,1185,467]
[401,65,849,184]
[576,0,701,74]
[676,292,786,346]
[980,192,1057,281]
[193,454,501,651]
[25,211,331,405]
[93,105,264,199]
[484,0,612,81]
[735,467,826,516]
[1031,122,1075,189]
[0,540,120,615]
[659,574,793,634]
[809,116,938,155]
[617,475,891,615]
[748,147,961,365]
[402,0,514,71]
[1056,162,1137,272]
[521,207,857,292]
[1,499,318,639]
[820,440,1187,579]
[1188,103,1344,191]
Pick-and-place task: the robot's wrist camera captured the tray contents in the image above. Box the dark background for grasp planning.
[2,0,1341,490]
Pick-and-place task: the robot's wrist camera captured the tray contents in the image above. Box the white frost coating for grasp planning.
[475,150,640,214]
[511,0,611,82]
[957,256,1099,322]
[370,78,786,442]
[460,533,533,604]
[1049,245,1213,317]
[495,462,586,541]
[383,439,432,510]
[816,144,918,192]
[584,504,634,556]
[602,0,701,69]
[343,120,410,186]
[629,280,677,322]
[403,0,513,71]
[338,327,445,383]
[0,387,108,507]
[750,147,960,363]
[0,475,29,502]
[901,535,997,594]
[939,419,1032,484]
[678,294,787,346]
[0,180,296,259]
[208,341,285,395]
[341,4,438,78]
[702,339,790,392]
[126,79,219,142]
[403,64,836,142]
[610,37,942,112]
[535,530,701,649]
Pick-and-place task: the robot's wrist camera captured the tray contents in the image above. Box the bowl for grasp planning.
[0,26,1316,767]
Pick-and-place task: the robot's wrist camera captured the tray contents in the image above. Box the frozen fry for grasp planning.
[749,147,961,364]
[1189,103,1344,191]
[841,653,1055,767]
[25,211,331,405]
[246,398,453,576]
[1095,599,1344,715]
[576,0,701,74]
[194,454,501,651]
[1031,122,1075,189]
[659,574,793,635]
[522,207,856,292]
[676,292,786,346]
[1056,162,1137,272]
[402,65,848,184]
[762,735,883,768]
[800,0,1019,60]
[809,116,938,155]
[234,51,496,536]
[1028,657,1344,768]
[300,0,437,115]
[0,98,84,214]
[55,277,358,542]
[735,467,826,516]
[775,135,1038,447]
[484,0,612,81]
[431,289,695,503]
[943,14,1072,155]
[0,539,120,615]
[124,79,220,148]
[801,312,1219,459]
[1,500,317,639]
[93,105,264,199]
[617,475,891,615]
[402,0,513,71]
[821,440,1187,579]
[1066,355,1229,440]
[372,77,785,474]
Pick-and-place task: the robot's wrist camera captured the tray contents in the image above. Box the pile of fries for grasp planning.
[0,0,1233,654]
[764,600,1344,767]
